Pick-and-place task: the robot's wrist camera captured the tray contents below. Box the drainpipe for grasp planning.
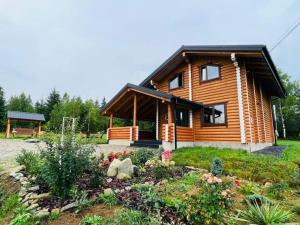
[231,53,246,144]
[174,101,177,150]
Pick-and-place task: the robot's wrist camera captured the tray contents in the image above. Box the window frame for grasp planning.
[175,108,190,127]
[199,64,221,83]
[169,72,184,91]
[202,102,227,127]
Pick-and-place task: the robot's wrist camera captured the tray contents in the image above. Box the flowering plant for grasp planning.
[107,150,132,162]
[145,159,175,168]
[161,150,172,162]
[182,173,233,225]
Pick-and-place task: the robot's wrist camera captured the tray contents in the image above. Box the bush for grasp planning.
[98,193,118,208]
[0,194,20,219]
[211,157,224,176]
[40,133,94,199]
[181,174,233,225]
[89,158,105,188]
[292,205,300,215]
[132,148,155,166]
[153,166,171,180]
[245,194,270,206]
[237,200,295,225]
[9,206,39,225]
[16,150,42,176]
[80,209,161,225]
[266,182,289,200]
[238,182,259,195]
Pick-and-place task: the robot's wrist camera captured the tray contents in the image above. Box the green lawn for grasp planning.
[172,140,300,184]
[0,132,108,144]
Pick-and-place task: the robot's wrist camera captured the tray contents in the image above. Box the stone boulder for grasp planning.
[107,159,121,177]
[116,158,133,179]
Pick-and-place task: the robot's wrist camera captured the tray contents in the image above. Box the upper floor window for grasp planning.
[169,73,183,90]
[176,108,189,127]
[203,103,226,126]
[200,65,220,82]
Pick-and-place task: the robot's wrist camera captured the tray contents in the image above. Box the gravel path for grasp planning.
[0,139,131,173]
[254,146,286,157]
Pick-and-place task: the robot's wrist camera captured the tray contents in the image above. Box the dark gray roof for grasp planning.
[139,45,285,96]
[101,83,202,114]
[7,111,45,122]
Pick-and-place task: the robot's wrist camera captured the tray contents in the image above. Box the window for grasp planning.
[200,65,220,82]
[175,108,189,127]
[169,73,183,90]
[203,103,226,126]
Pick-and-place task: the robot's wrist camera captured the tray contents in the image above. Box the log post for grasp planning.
[37,121,42,137]
[133,94,137,127]
[167,103,173,125]
[5,118,10,138]
[109,113,113,128]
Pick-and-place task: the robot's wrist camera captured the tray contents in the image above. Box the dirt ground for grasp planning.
[0,139,131,173]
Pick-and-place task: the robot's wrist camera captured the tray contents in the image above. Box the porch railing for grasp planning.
[107,126,139,141]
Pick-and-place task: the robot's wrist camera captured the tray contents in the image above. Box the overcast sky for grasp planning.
[0,0,299,103]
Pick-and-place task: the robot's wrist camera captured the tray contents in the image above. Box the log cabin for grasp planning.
[101,45,286,151]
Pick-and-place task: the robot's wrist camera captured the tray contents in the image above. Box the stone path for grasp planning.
[254,145,286,157]
[0,139,131,173]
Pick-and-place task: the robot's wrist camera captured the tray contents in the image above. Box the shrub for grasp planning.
[239,182,259,195]
[245,194,270,206]
[211,157,224,176]
[136,184,163,210]
[16,150,42,176]
[80,215,105,225]
[292,205,300,215]
[132,148,155,166]
[98,193,118,208]
[181,174,233,225]
[89,158,105,188]
[0,194,20,219]
[9,206,39,225]
[40,133,94,199]
[80,209,160,225]
[70,188,92,213]
[153,166,171,180]
[237,200,295,225]
[266,182,289,200]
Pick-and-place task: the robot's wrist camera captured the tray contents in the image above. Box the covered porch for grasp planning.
[101,83,202,149]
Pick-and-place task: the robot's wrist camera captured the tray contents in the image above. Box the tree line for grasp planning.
[0,88,110,133]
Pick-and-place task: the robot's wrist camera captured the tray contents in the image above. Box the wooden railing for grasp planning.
[107,126,139,141]
[162,124,194,142]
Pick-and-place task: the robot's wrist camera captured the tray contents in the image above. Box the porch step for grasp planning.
[130,140,162,149]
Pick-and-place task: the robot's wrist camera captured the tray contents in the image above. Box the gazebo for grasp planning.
[5,111,45,138]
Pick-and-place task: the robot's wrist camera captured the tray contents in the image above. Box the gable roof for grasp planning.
[139,45,286,97]
[100,83,202,115]
[7,111,45,122]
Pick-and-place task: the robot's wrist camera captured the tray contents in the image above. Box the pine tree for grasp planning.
[0,86,6,131]
[45,89,61,121]
[100,97,107,110]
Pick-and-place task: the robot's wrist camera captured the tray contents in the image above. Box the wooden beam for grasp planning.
[5,118,10,138]
[109,113,113,128]
[37,121,42,137]
[168,103,173,125]
[133,94,137,127]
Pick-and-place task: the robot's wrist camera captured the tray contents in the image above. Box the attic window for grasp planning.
[201,65,220,82]
[169,73,183,90]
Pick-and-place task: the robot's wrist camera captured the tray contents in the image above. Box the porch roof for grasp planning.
[101,83,202,118]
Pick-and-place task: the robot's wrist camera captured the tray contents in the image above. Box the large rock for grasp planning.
[107,159,121,177]
[103,188,114,196]
[116,158,133,179]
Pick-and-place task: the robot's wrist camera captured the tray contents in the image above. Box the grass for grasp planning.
[0,131,107,144]
[172,140,300,184]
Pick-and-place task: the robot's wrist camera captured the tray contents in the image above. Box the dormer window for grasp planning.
[200,65,220,82]
[169,73,183,90]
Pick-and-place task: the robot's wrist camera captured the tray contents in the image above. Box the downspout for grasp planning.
[188,63,193,128]
[231,53,246,144]
[174,101,177,150]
